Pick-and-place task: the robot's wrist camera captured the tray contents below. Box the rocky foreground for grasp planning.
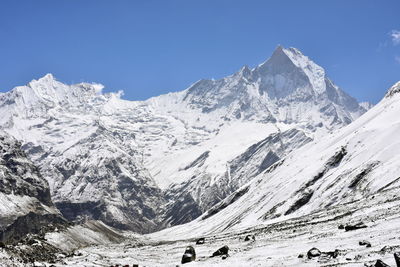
[1,183,397,266]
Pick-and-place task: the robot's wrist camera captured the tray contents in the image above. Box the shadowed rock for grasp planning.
[325,249,340,258]
[307,247,321,259]
[359,240,372,247]
[212,245,229,257]
[244,235,256,241]
[181,246,196,264]
[394,252,400,267]
[345,222,367,231]
[374,259,390,267]
[196,238,205,245]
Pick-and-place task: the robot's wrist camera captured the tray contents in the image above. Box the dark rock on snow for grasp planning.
[181,246,196,264]
[374,259,390,267]
[338,224,345,229]
[244,234,256,241]
[325,249,340,258]
[307,247,322,259]
[196,237,205,245]
[359,240,372,247]
[345,222,368,231]
[394,252,400,267]
[212,245,229,257]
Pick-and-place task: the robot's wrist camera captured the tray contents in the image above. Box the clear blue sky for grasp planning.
[0,0,399,103]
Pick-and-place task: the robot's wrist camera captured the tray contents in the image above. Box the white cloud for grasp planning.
[391,30,400,45]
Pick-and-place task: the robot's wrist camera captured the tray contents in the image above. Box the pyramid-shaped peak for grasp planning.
[269,46,309,64]
[36,73,56,83]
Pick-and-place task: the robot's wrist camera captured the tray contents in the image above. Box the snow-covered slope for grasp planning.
[153,80,400,239]
[0,46,367,231]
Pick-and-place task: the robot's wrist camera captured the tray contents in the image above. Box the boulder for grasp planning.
[325,249,340,258]
[394,252,400,267]
[181,246,196,264]
[374,259,390,267]
[244,235,255,241]
[196,238,205,245]
[359,240,372,247]
[338,224,345,229]
[345,222,367,231]
[307,247,321,259]
[212,245,229,257]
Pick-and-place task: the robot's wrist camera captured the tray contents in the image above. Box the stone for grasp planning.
[394,252,400,267]
[345,222,367,231]
[374,259,390,267]
[307,247,321,259]
[244,235,255,241]
[181,246,196,264]
[325,249,340,258]
[196,238,205,245]
[359,240,372,247]
[212,245,229,257]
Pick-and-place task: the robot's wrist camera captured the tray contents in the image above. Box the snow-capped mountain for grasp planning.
[46,81,400,267]
[0,46,367,232]
[0,74,165,232]
[0,131,65,244]
[153,80,400,239]
[145,46,367,225]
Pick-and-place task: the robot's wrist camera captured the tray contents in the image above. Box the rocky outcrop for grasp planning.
[0,132,66,244]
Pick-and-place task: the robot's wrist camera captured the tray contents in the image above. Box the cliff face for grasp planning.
[0,131,67,244]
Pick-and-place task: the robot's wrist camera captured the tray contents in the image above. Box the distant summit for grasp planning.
[180,46,366,126]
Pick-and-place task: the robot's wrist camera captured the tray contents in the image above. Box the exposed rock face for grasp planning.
[0,131,66,244]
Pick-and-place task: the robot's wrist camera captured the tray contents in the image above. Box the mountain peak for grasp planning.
[32,73,56,84]
[385,81,400,98]
[41,73,55,80]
